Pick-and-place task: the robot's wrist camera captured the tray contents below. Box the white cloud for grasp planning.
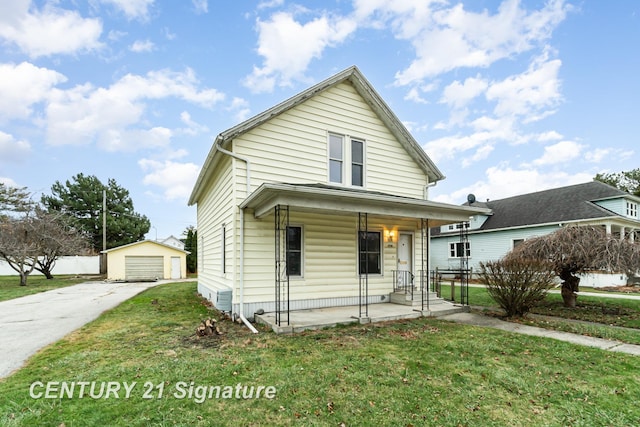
[98,127,172,152]
[130,39,155,52]
[0,176,19,187]
[441,76,488,108]
[584,148,610,163]
[178,111,209,136]
[433,165,593,205]
[101,0,154,20]
[244,11,357,92]
[0,1,103,57]
[227,97,251,123]
[192,0,208,14]
[532,140,584,166]
[486,51,562,119]
[46,68,224,147]
[0,130,31,162]
[535,130,563,142]
[139,159,200,201]
[0,62,66,121]
[368,0,572,85]
[423,132,493,164]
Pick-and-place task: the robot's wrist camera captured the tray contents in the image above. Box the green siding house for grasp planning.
[430,181,640,286]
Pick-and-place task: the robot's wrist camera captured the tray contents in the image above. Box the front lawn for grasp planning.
[439,283,640,345]
[1,281,639,426]
[0,275,94,302]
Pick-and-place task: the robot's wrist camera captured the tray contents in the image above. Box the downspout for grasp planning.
[424,181,437,200]
[215,139,258,334]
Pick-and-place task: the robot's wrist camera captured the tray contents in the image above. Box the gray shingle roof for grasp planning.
[468,181,629,231]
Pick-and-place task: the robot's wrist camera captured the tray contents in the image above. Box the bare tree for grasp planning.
[0,214,40,286]
[32,210,90,279]
[506,226,640,307]
[0,184,90,284]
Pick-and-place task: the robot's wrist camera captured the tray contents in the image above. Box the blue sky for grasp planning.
[0,0,638,240]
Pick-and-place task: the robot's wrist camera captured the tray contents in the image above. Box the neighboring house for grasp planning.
[188,66,489,324]
[431,181,640,285]
[160,235,185,251]
[102,240,188,281]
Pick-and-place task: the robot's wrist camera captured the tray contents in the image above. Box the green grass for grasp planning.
[0,275,94,302]
[1,281,639,426]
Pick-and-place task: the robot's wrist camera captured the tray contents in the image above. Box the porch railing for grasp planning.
[392,270,414,295]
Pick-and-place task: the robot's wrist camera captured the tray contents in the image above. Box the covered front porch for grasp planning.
[255,298,468,334]
[239,183,490,330]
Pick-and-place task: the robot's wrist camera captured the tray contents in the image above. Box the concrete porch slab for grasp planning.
[254,300,468,334]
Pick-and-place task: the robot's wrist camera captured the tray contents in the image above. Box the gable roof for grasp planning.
[101,239,189,254]
[466,181,640,231]
[188,65,444,205]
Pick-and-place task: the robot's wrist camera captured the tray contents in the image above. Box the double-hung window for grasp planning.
[328,133,364,187]
[359,231,381,274]
[286,226,303,276]
[449,242,470,258]
[627,201,637,218]
[329,134,344,184]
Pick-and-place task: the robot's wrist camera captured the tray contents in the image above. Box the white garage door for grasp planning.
[125,256,164,281]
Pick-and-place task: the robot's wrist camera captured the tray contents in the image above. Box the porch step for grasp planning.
[389,291,444,307]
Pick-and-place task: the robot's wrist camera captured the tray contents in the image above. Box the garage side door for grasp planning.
[125,256,164,281]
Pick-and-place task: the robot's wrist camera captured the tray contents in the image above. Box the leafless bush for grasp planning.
[478,258,556,317]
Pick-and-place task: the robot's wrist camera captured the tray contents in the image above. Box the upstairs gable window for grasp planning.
[329,134,343,184]
[328,133,365,187]
[627,201,638,218]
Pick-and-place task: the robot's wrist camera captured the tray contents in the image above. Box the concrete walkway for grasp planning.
[0,279,190,379]
[438,312,640,356]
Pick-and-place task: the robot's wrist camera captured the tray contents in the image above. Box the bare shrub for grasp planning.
[479,258,556,317]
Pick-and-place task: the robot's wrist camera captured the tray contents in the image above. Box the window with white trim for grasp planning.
[286,226,303,276]
[359,231,381,274]
[328,133,365,187]
[329,134,343,184]
[449,242,470,258]
[626,201,637,218]
[351,139,364,187]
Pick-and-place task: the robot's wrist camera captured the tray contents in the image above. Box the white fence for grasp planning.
[0,256,100,276]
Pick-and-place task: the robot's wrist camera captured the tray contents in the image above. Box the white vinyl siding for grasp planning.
[196,154,235,294]
[240,211,422,306]
[233,82,428,200]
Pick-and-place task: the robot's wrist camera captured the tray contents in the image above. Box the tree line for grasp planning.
[0,173,151,286]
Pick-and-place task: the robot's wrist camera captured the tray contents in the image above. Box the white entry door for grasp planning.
[170,256,181,279]
[397,233,413,288]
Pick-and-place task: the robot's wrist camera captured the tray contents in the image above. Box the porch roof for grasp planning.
[239,183,491,226]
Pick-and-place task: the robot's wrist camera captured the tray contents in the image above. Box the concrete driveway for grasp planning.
[0,280,188,379]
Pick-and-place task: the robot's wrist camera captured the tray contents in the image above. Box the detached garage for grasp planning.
[102,240,189,281]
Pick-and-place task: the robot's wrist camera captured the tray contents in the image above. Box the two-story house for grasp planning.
[430,181,640,286]
[188,66,489,330]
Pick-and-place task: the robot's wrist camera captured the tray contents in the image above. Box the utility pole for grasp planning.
[101,189,107,275]
[103,189,106,252]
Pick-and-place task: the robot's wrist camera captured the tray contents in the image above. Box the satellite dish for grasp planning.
[467,194,476,204]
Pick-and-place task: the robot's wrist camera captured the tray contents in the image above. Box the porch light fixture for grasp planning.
[384,229,396,243]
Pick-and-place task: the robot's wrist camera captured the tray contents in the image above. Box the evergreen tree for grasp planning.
[41,173,150,252]
[183,226,197,274]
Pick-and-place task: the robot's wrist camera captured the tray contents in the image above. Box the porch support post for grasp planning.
[358,212,369,319]
[459,220,470,305]
[275,205,290,326]
[421,219,430,311]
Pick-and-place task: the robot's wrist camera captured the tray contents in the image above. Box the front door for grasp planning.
[397,233,413,289]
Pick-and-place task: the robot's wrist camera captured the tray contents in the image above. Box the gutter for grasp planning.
[214,138,258,334]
